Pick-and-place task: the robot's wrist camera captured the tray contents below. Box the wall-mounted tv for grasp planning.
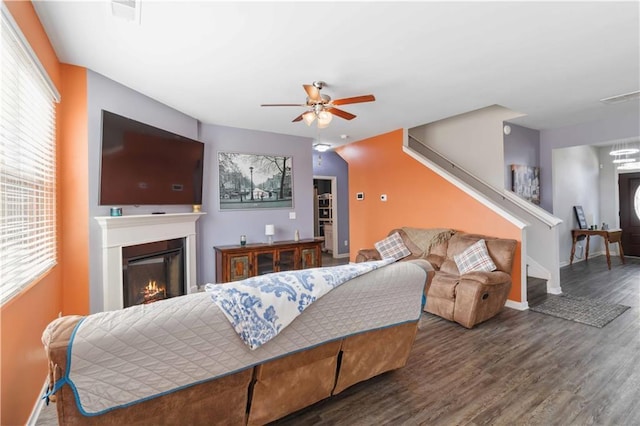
[100,110,204,206]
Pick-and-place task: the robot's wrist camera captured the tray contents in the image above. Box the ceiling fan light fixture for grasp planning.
[302,111,316,126]
[317,110,332,128]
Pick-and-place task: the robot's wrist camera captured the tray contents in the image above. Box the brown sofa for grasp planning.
[41,260,431,425]
[356,228,517,328]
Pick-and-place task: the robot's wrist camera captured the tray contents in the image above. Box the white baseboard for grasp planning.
[547,285,562,295]
[506,299,529,311]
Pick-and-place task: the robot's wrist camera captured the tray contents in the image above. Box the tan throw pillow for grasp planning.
[374,232,411,261]
[454,239,497,274]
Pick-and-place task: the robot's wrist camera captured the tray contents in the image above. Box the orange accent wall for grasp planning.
[336,129,522,302]
[60,64,89,315]
[1,2,89,424]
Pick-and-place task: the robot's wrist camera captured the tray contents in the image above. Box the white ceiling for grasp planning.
[33,1,640,147]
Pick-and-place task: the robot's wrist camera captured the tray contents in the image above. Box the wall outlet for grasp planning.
[344,240,348,246]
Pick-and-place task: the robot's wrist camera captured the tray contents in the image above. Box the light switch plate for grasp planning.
[289,212,296,219]
[356,192,364,200]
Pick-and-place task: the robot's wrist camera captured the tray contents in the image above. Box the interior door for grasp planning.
[618,172,640,257]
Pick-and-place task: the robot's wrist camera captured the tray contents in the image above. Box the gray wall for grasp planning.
[197,123,314,284]
[552,145,601,264]
[503,123,540,190]
[87,71,200,312]
[539,111,640,212]
[87,71,314,312]
[312,151,350,255]
[538,112,639,265]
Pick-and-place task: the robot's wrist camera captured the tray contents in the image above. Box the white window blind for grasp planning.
[1,7,60,305]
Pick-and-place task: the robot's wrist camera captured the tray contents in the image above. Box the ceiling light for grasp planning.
[613,158,637,164]
[316,110,333,129]
[617,162,640,170]
[313,143,331,152]
[609,148,640,156]
[302,111,316,126]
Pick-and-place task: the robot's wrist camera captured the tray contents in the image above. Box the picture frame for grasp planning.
[573,205,588,230]
[217,152,293,210]
[511,164,540,205]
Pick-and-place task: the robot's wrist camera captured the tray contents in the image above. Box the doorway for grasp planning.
[313,176,337,256]
[619,172,640,257]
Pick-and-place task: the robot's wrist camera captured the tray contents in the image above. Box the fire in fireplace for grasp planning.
[122,238,185,308]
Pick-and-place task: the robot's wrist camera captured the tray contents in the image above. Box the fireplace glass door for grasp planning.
[122,239,185,308]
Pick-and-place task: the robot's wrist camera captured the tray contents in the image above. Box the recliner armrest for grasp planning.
[355,248,382,263]
[460,270,511,285]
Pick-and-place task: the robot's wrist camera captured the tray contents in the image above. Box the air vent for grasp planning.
[600,90,640,105]
[111,0,141,23]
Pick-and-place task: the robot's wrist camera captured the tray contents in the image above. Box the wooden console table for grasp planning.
[214,239,323,283]
[570,229,625,270]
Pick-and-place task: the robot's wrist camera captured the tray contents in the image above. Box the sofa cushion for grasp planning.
[374,232,411,261]
[453,239,497,274]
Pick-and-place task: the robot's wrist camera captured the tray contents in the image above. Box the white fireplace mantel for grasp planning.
[95,212,205,311]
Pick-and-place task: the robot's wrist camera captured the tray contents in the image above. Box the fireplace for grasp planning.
[122,238,185,308]
[96,212,203,311]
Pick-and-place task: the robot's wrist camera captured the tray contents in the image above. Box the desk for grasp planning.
[570,229,625,270]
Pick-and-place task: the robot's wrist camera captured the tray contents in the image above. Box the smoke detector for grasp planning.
[110,0,141,23]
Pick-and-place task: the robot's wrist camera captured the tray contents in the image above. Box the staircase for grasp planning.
[405,133,563,306]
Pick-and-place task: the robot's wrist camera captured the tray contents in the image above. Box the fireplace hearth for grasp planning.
[122,238,185,308]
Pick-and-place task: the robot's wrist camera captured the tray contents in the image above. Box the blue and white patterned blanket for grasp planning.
[205,259,393,349]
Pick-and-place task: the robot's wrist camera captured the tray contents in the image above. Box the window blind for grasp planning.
[1,7,59,305]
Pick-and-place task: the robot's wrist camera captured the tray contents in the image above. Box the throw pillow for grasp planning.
[374,232,411,261]
[454,239,497,274]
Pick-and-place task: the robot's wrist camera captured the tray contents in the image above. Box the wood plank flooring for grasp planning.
[35,256,639,425]
[274,256,640,426]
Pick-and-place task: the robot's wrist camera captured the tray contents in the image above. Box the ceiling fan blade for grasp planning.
[261,103,306,107]
[292,114,304,122]
[331,94,376,106]
[303,84,321,102]
[326,107,356,120]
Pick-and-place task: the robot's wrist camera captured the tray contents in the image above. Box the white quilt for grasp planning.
[58,261,427,415]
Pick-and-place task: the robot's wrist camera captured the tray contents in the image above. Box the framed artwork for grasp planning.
[218,152,293,210]
[573,205,588,230]
[511,164,540,205]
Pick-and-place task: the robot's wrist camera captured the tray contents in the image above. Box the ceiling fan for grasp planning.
[260,81,375,128]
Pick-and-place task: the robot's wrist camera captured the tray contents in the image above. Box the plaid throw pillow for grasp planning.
[374,232,411,261]
[454,239,497,274]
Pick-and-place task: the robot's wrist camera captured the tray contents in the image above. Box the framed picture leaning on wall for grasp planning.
[217,152,293,210]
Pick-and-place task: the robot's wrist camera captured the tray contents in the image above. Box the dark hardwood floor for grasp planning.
[36,256,639,425]
[274,256,640,426]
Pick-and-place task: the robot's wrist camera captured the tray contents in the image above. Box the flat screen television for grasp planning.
[100,110,204,206]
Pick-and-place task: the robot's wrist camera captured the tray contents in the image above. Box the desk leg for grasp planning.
[618,241,625,264]
[585,236,590,261]
[570,235,578,265]
[604,237,612,270]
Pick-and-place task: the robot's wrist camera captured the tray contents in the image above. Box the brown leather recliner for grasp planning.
[356,229,517,328]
